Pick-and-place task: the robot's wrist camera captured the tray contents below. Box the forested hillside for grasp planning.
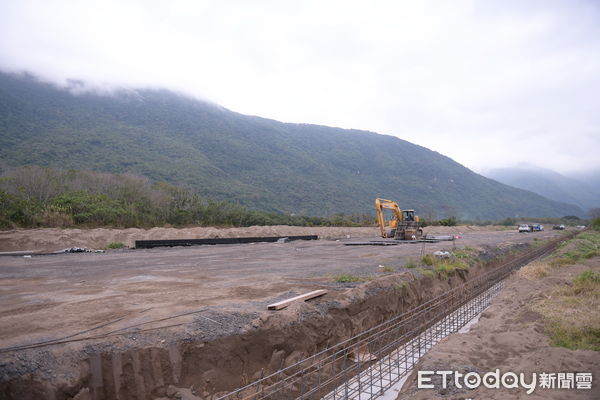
[0,72,583,219]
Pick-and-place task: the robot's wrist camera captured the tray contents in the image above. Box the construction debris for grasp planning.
[0,250,39,257]
[1,248,105,257]
[54,247,105,254]
[424,234,456,241]
[434,250,451,258]
[267,289,328,310]
[344,239,439,246]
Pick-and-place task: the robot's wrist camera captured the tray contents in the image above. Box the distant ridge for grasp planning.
[0,71,584,219]
[485,167,599,214]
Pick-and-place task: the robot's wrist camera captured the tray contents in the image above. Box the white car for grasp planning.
[518,224,531,232]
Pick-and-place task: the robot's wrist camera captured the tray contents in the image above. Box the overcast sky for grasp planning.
[1,0,599,175]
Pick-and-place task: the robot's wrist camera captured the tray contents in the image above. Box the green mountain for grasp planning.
[0,71,584,219]
[485,167,599,215]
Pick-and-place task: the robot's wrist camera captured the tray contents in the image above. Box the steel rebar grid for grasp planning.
[216,233,573,400]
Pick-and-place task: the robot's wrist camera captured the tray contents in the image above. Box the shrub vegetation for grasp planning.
[551,231,600,266]
[536,270,600,351]
[332,274,365,283]
[0,166,372,229]
[107,242,126,249]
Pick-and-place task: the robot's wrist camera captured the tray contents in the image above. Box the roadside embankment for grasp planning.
[398,230,600,400]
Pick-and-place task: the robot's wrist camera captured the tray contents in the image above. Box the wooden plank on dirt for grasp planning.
[267,289,328,310]
[0,250,39,256]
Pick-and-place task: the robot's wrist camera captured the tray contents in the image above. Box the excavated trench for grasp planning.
[0,238,568,400]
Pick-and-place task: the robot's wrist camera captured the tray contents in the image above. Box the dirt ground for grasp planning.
[397,256,600,400]
[0,227,560,350]
[0,224,510,252]
[0,227,569,399]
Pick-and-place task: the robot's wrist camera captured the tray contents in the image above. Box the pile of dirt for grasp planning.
[0,226,378,252]
[423,225,510,234]
[0,225,509,252]
[398,256,600,399]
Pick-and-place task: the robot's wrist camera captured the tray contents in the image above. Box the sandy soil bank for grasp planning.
[397,256,600,399]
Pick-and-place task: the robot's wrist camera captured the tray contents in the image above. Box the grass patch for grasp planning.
[551,231,600,267]
[107,241,126,249]
[517,261,552,280]
[533,268,600,351]
[378,265,395,272]
[575,270,600,284]
[421,254,435,266]
[404,258,417,269]
[547,324,600,351]
[332,274,365,283]
[530,237,548,248]
[451,246,479,262]
[416,268,434,278]
[565,270,600,296]
[434,259,468,275]
[421,252,470,275]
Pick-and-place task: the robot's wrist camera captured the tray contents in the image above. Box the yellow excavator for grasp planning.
[375,198,423,240]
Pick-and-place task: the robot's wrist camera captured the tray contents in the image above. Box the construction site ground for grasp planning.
[0,226,562,351]
[0,225,573,399]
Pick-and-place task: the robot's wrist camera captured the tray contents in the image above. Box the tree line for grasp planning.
[0,166,373,229]
[1,166,588,230]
